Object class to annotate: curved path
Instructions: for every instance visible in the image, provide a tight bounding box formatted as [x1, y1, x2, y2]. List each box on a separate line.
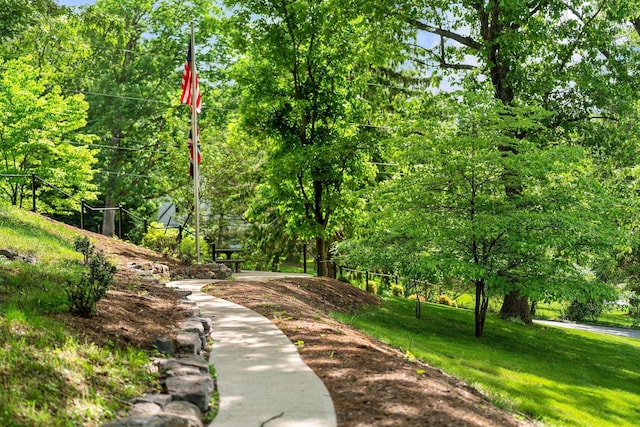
[167, 275, 336, 427]
[534, 319, 640, 339]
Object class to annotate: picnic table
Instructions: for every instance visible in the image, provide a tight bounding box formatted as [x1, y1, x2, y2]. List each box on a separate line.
[213, 247, 244, 272]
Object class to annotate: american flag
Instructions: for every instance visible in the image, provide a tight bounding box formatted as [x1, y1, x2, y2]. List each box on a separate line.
[188, 127, 201, 178]
[180, 43, 202, 114]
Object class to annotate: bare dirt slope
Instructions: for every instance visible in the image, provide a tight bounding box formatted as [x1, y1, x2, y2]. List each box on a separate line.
[64, 223, 530, 426]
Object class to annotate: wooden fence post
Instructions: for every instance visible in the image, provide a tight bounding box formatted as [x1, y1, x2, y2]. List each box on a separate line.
[80, 199, 85, 230]
[303, 243, 307, 274]
[118, 205, 123, 239]
[31, 173, 36, 212]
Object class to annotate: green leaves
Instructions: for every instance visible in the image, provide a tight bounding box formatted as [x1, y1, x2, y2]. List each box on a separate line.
[340, 92, 623, 309]
[224, 0, 389, 265]
[0, 57, 97, 212]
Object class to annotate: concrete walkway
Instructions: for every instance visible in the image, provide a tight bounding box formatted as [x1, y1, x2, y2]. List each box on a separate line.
[167, 277, 337, 427]
[534, 319, 640, 339]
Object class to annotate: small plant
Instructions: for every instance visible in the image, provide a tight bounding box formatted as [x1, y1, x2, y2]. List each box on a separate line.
[74, 236, 93, 263]
[65, 236, 116, 317]
[295, 340, 305, 351]
[390, 284, 404, 297]
[404, 349, 416, 362]
[562, 299, 604, 323]
[437, 294, 457, 307]
[365, 281, 378, 295]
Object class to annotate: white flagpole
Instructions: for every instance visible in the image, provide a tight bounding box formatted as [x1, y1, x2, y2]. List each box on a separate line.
[190, 21, 200, 263]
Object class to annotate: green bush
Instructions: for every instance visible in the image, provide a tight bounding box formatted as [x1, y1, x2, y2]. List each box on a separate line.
[141, 222, 179, 255]
[437, 294, 457, 307]
[65, 237, 116, 317]
[562, 299, 604, 323]
[141, 223, 208, 265]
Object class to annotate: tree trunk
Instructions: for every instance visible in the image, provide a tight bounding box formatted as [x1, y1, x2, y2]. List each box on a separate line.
[102, 199, 116, 237]
[499, 290, 533, 324]
[316, 236, 329, 277]
[530, 300, 538, 316]
[474, 279, 489, 338]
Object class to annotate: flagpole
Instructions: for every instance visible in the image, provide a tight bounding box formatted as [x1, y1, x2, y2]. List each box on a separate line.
[190, 21, 200, 263]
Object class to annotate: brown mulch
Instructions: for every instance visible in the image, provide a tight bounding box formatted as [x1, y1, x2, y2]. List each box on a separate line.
[55, 220, 531, 426]
[204, 278, 532, 427]
[49, 223, 186, 350]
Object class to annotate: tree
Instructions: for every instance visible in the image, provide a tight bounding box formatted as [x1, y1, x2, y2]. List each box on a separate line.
[371, 0, 640, 320]
[221, 0, 381, 275]
[339, 93, 622, 337]
[76, 0, 218, 236]
[0, 57, 97, 212]
[0, 0, 61, 45]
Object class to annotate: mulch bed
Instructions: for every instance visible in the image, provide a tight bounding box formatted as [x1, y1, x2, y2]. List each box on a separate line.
[204, 277, 532, 427]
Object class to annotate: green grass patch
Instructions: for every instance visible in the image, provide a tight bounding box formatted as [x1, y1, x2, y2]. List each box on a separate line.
[455, 293, 637, 329]
[0, 201, 158, 426]
[278, 261, 316, 274]
[334, 297, 640, 427]
[0, 310, 157, 426]
[0, 203, 80, 264]
[534, 301, 636, 329]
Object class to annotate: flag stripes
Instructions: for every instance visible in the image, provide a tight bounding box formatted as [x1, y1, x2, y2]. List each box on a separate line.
[180, 43, 202, 114]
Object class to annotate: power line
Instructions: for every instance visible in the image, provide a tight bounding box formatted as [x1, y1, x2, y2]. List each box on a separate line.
[66, 89, 236, 112]
[63, 139, 175, 154]
[100, 170, 153, 178]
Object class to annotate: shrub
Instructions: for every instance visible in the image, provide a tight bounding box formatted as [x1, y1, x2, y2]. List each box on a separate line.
[437, 294, 457, 307]
[177, 236, 210, 265]
[629, 291, 640, 315]
[65, 237, 116, 317]
[390, 284, 404, 297]
[141, 222, 179, 255]
[365, 281, 378, 295]
[562, 299, 604, 323]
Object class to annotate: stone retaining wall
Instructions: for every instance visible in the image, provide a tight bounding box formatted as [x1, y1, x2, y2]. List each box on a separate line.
[103, 289, 215, 427]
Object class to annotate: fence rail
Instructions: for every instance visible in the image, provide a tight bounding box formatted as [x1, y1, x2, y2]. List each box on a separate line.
[0, 172, 157, 239]
[320, 261, 433, 319]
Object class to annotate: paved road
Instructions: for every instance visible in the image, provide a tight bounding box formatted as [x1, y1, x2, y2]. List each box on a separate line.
[534, 319, 640, 339]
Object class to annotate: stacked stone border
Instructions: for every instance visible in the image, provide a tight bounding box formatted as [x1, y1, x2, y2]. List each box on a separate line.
[103, 288, 216, 427]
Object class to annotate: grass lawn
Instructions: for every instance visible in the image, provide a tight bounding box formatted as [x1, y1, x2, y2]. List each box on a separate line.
[455, 294, 637, 329]
[0, 203, 157, 426]
[335, 297, 640, 427]
[279, 261, 315, 274]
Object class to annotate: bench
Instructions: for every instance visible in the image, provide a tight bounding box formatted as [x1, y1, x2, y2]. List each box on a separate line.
[215, 258, 244, 273]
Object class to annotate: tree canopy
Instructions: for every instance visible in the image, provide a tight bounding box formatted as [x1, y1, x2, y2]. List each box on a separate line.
[3, 0, 640, 336]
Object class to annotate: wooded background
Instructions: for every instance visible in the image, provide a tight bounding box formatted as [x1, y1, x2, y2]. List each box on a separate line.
[3, 0, 640, 336]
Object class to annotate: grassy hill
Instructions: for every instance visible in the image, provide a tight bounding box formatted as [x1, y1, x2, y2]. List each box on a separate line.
[335, 299, 640, 426]
[0, 202, 182, 426]
[3, 201, 640, 426]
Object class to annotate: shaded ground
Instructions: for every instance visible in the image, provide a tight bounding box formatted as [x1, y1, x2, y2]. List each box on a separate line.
[63, 224, 530, 426]
[52, 223, 186, 350]
[204, 278, 531, 427]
